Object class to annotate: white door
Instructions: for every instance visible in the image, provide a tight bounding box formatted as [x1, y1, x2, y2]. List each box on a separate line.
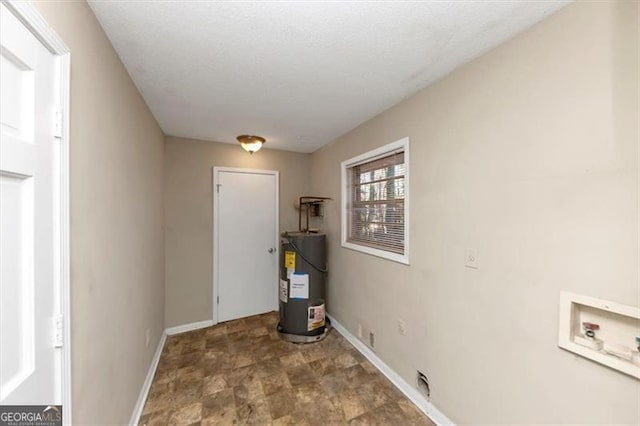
[0, 3, 61, 405]
[215, 168, 278, 322]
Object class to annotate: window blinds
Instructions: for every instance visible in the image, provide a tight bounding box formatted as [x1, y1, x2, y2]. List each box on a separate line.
[347, 151, 405, 254]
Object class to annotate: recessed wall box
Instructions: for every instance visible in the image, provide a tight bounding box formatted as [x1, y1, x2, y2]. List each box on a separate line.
[558, 291, 640, 379]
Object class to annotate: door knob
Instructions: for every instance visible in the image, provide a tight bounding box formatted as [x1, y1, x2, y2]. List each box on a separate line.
[268, 247, 276, 254]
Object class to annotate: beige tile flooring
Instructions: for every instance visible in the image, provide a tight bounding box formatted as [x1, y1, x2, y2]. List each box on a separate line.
[139, 311, 434, 425]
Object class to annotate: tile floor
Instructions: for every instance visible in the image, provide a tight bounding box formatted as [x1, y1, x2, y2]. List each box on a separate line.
[139, 311, 434, 425]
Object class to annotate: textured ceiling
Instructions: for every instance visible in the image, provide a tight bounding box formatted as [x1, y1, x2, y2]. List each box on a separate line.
[88, 1, 569, 153]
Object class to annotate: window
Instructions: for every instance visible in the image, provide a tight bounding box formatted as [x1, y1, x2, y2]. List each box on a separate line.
[341, 138, 409, 264]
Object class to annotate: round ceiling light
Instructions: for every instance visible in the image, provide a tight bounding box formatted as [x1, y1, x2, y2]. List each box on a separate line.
[237, 135, 265, 154]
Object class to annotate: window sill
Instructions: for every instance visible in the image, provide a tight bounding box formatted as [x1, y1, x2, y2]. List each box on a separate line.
[341, 241, 409, 265]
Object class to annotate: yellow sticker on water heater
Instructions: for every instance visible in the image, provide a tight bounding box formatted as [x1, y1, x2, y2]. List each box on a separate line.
[284, 251, 296, 269]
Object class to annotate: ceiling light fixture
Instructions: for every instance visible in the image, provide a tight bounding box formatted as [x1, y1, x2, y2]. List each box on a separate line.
[237, 135, 265, 154]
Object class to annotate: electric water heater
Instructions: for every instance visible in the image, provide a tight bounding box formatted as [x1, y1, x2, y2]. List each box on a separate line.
[277, 197, 331, 343]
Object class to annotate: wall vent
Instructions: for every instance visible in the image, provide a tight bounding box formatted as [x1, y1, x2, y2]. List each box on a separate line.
[417, 371, 430, 398]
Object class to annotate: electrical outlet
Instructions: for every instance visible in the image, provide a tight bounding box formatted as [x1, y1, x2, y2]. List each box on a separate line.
[145, 328, 151, 348]
[398, 318, 407, 336]
[369, 332, 375, 348]
[464, 248, 479, 269]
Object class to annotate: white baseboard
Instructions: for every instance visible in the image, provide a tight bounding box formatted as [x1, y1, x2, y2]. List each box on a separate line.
[165, 319, 215, 336]
[327, 314, 455, 426]
[129, 331, 167, 426]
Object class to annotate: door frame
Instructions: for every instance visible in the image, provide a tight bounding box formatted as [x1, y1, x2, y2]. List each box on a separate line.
[212, 167, 279, 324]
[2, 1, 71, 422]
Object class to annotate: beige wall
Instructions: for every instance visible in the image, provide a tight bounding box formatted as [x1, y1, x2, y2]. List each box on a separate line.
[311, 2, 639, 424]
[164, 137, 311, 327]
[33, 2, 165, 424]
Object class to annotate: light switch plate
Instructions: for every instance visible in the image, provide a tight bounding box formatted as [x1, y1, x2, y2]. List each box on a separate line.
[465, 248, 478, 269]
[398, 318, 407, 336]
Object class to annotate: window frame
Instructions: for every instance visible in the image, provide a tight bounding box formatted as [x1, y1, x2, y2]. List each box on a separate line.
[341, 137, 410, 265]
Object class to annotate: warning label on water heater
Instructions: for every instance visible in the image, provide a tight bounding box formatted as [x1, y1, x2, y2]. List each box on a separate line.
[308, 304, 325, 331]
[279, 279, 288, 303]
[284, 251, 296, 269]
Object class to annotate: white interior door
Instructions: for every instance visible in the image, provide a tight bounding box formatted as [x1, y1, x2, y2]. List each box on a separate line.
[215, 169, 278, 323]
[0, 3, 61, 405]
